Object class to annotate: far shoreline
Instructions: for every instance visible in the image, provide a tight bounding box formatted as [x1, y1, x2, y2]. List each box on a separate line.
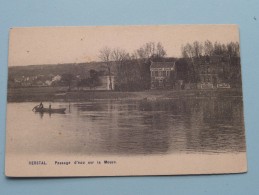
[7, 86, 243, 103]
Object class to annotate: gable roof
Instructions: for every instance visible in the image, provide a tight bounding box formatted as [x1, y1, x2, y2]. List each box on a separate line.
[150, 61, 176, 69]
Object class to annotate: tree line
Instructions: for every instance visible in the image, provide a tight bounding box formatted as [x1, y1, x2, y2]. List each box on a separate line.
[98, 42, 167, 91]
[180, 41, 241, 86]
[60, 69, 101, 91]
[181, 40, 240, 58]
[10, 41, 240, 91]
[56, 42, 166, 92]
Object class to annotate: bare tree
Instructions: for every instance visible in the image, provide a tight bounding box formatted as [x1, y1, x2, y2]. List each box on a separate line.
[181, 43, 198, 82]
[181, 43, 195, 58]
[156, 42, 166, 58]
[227, 42, 240, 57]
[204, 40, 214, 56]
[99, 42, 167, 91]
[111, 48, 129, 62]
[136, 42, 166, 60]
[99, 47, 113, 90]
[193, 41, 203, 57]
[136, 42, 153, 59]
[130, 51, 139, 60]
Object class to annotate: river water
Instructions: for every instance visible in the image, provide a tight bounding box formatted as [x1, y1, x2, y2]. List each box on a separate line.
[6, 97, 246, 156]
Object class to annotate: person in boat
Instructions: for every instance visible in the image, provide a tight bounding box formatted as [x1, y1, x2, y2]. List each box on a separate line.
[39, 102, 44, 109]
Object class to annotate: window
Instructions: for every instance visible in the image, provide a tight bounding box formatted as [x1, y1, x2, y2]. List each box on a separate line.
[207, 66, 210, 73]
[201, 66, 205, 74]
[163, 71, 166, 77]
[207, 76, 211, 82]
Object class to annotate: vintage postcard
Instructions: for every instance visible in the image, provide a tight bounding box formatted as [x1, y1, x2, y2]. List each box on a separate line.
[5, 25, 247, 177]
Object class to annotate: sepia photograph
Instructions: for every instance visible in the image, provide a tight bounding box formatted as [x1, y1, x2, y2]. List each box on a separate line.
[5, 25, 247, 177]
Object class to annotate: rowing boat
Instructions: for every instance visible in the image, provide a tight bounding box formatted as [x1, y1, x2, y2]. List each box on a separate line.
[33, 107, 66, 113]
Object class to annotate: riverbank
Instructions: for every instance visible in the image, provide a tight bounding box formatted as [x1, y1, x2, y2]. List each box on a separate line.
[7, 86, 243, 102]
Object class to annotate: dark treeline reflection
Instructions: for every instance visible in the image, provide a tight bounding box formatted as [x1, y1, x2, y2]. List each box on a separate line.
[70, 97, 245, 155]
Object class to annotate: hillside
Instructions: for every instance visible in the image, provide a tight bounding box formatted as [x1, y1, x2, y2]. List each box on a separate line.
[8, 61, 114, 79]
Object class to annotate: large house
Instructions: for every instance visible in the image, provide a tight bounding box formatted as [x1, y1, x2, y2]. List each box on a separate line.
[150, 61, 177, 89]
[150, 56, 239, 90]
[195, 56, 219, 89]
[191, 56, 233, 89]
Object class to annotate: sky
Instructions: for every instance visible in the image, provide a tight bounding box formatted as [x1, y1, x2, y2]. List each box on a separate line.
[8, 25, 240, 66]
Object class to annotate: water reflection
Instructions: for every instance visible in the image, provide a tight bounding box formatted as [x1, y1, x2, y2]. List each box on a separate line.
[35, 110, 65, 119]
[7, 97, 246, 155]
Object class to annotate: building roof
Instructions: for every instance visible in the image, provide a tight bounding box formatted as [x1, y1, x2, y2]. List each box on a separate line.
[150, 61, 176, 69]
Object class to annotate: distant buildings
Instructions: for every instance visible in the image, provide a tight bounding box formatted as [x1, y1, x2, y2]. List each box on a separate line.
[195, 56, 220, 89]
[150, 61, 176, 89]
[150, 56, 241, 90]
[194, 56, 238, 89]
[96, 75, 115, 90]
[8, 56, 241, 91]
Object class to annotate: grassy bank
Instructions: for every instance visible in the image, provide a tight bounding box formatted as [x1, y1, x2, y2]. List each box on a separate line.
[7, 86, 243, 102]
